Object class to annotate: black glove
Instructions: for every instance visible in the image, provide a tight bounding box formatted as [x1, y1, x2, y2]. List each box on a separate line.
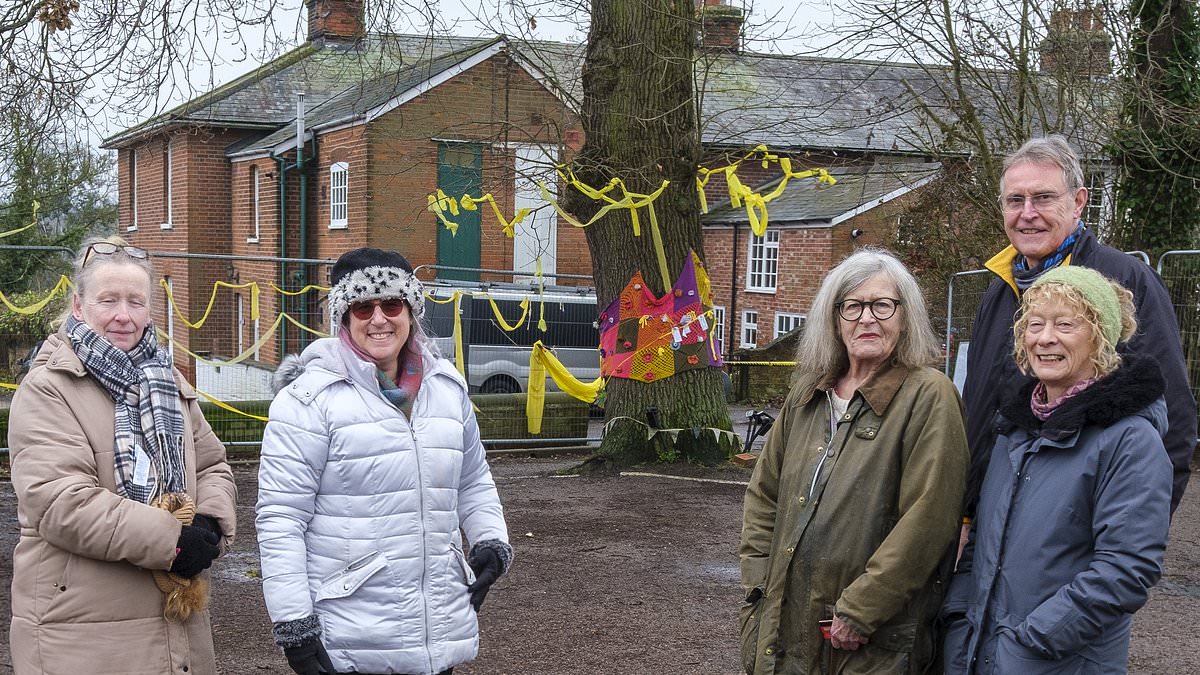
[170, 524, 220, 578]
[467, 546, 503, 611]
[284, 640, 335, 675]
[191, 513, 223, 539]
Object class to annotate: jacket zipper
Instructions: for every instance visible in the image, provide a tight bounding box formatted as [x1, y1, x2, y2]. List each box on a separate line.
[808, 390, 839, 499]
[409, 392, 435, 675]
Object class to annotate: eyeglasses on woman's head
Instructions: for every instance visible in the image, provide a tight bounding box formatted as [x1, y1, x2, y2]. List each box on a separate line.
[82, 242, 149, 268]
[836, 298, 901, 321]
[349, 298, 408, 320]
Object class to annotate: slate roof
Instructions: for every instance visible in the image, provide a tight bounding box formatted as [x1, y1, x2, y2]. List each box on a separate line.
[102, 33, 493, 147]
[702, 162, 942, 225]
[234, 39, 504, 155]
[106, 31, 1100, 159]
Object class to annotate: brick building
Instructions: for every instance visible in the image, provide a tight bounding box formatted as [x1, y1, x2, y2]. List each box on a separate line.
[103, 0, 1106, 374]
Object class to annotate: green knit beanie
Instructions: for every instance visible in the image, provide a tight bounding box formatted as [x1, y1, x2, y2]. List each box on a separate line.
[1029, 266, 1122, 346]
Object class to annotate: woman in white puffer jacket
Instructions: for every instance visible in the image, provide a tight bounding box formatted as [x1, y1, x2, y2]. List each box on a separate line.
[256, 248, 512, 675]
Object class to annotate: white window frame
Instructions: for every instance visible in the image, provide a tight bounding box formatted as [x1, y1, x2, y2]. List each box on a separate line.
[329, 161, 348, 229]
[249, 165, 261, 243]
[128, 149, 139, 231]
[741, 310, 759, 348]
[161, 139, 173, 229]
[711, 305, 726, 355]
[746, 229, 780, 292]
[775, 312, 805, 338]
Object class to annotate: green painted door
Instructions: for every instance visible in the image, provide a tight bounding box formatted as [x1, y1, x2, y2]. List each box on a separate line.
[436, 143, 482, 282]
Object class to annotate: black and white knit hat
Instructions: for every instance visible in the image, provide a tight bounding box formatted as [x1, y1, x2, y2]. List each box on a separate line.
[327, 247, 425, 328]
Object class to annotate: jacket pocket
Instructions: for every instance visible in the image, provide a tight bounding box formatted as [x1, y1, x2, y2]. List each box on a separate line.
[995, 629, 1083, 674]
[739, 587, 764, 674]
[450, 539, 476, 586]
[314, 550, 388, 602]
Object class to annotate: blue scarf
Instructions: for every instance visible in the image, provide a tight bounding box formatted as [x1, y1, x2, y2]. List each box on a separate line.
[1013, 221, 1085, 291]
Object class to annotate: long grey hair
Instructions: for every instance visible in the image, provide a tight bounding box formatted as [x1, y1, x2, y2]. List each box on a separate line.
[793, 247, 942, 381]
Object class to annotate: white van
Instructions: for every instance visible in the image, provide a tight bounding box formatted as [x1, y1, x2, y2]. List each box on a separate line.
[424, 284, 600, 393]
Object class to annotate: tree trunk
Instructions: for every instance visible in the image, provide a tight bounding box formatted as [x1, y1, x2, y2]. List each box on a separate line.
[566, 0, 733, 469]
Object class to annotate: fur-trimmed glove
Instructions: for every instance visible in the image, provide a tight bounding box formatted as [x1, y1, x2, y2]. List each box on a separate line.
[170, 525, 220, 578]
[467, 539, 513, 611]
[274, 616, 334, 675]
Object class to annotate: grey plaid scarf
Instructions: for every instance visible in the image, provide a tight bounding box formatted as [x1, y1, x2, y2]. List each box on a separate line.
[66, 315, 187, 503]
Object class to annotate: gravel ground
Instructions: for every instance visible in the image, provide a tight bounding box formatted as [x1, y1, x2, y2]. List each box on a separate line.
[0, 454, 1197, 674]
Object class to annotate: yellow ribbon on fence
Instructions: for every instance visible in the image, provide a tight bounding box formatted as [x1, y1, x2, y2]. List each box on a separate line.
[0, 275, 71, 314]
[161, 279, 260, 329]
[485, 295, 530, 331]
[526, 341, 604, 434]
[0, 200, 39, 239]
[157, 313, 327, 367]
[193, 388, 269, 422]
[270, 283, 330, 296]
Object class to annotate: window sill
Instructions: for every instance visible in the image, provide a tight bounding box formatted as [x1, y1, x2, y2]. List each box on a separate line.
[744, 287, 777, 295]
[328, 222, 348, 230]
[126, 224, 138, 232]
[246, 237, 260, 244]
[160, 222, 173, 230]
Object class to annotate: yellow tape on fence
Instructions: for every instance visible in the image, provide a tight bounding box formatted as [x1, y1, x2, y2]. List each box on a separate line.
[526, 341, 604, 434]
[193, 387, 269, 422]
[271, 283, 330, 296]
[0, 382, 18, 390]
[0, 275, 71, 314]
[0, 200, 39, 239]
[161, 279, 260, 329]
[156, 312, 328, 367]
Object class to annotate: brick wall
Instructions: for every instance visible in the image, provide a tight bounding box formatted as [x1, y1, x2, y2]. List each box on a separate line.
[703, 224, 837, 354]
[364, 53, 587, 284]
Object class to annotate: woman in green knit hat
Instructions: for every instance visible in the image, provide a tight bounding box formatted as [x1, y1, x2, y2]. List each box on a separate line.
[942, 266, 1173, 674]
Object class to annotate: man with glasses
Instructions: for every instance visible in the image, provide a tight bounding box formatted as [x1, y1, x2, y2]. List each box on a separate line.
[961, 135, 1196, 531]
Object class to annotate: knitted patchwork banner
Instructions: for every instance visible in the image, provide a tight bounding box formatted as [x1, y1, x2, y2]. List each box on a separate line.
[599, 251, 723, 382]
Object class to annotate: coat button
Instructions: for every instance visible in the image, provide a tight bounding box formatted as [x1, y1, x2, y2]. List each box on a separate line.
[344, 583, 350, 590]
[798, 497, 807, 506]
[765, 647, 775, 655]
[786, 546, 795, 554]
[842, 414, 852, 421]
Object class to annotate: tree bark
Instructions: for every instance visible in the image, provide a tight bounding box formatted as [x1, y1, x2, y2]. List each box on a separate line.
[566, 0, 733, 469]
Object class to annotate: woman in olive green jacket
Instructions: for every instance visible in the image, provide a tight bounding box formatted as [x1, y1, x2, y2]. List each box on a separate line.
[740, 248, 968, 674]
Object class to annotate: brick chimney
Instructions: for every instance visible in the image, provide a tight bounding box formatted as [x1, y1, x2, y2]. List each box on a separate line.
[1039, 8, 1113, 77]
[697, 0, 744, 54]
[306, 0, 365, 45]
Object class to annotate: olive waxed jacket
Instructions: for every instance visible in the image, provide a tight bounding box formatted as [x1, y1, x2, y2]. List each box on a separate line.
[740, 361, 968, 674]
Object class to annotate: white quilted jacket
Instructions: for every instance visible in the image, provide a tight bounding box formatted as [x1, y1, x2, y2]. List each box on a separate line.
[256, 338, 509, 674]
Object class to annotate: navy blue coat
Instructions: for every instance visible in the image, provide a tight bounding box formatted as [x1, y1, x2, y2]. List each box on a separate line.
[943, 356, 1172, 674]
[962, 228, 1195, 515]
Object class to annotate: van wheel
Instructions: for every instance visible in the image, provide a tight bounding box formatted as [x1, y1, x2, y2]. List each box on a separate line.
[480, 375, 521, 394]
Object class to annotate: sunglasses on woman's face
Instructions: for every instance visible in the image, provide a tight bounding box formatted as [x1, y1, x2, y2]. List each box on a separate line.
[82, 242, 149, 267]
[349, 298, 407, 320]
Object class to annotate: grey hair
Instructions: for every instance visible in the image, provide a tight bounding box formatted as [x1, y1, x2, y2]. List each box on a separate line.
[1001, 135, 1085, 193]
[60, 234, 155, 325]
[793, 247, 942, 380]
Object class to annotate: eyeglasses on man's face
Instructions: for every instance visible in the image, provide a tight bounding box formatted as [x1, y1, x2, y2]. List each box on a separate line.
[836, 298, 901, 322]
[999, 191, 1065, 213]
[349, 298, 408, 320]
[82, 242, 149, 267]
